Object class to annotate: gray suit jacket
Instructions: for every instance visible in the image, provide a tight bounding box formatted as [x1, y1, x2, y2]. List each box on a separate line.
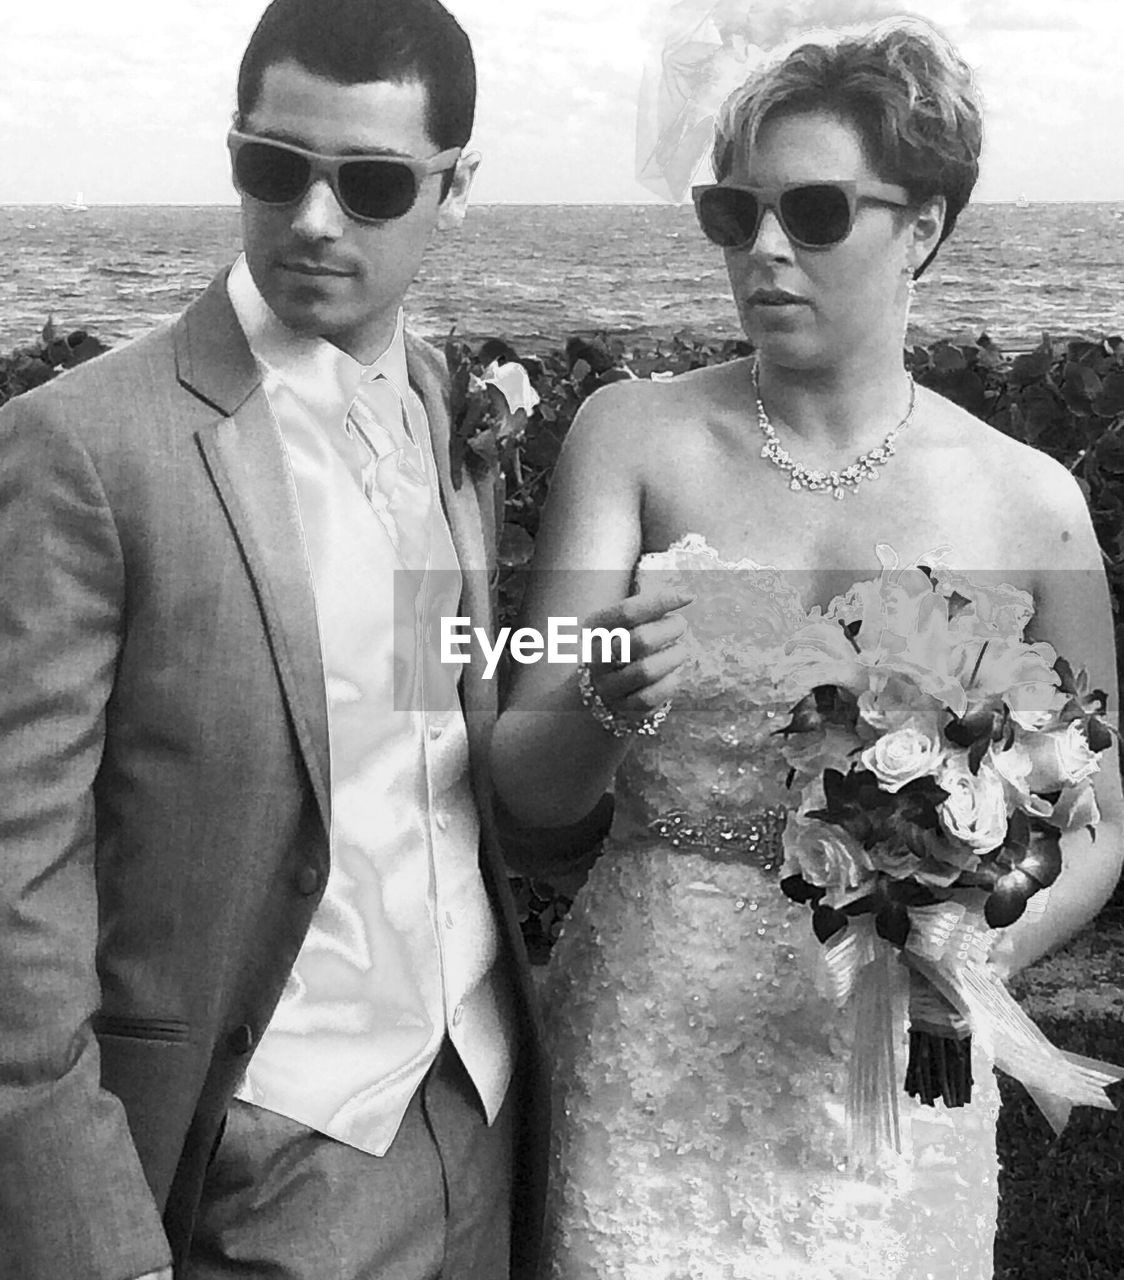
[0, 272, 551, 1279]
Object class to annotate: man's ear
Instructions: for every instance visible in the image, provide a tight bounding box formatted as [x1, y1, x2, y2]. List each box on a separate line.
[437, 149, 481, 230]
[909, 193, 946, 273]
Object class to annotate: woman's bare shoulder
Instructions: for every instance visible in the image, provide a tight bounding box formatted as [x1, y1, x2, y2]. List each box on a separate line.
[565, 357, 750, 458]
[922, 387, 1095, 556]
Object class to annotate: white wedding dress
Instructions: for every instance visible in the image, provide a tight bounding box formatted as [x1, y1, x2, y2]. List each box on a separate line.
[540, 535, 1008, 1280]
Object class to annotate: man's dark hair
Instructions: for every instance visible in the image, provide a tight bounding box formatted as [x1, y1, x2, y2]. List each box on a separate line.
[237, 0, 476, 151]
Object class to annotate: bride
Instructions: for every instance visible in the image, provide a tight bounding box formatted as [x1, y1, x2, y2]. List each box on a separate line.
[491, 18, 1123, 1280]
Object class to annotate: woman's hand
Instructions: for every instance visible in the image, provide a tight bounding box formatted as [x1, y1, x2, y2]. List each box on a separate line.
[581, 588, 695, 725]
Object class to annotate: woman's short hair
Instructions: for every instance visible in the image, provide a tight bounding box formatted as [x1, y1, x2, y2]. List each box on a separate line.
[713, 19, 983, 274]
[237, 0, 475, 154]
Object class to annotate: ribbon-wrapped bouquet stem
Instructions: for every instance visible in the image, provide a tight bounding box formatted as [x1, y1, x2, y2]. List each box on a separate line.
[774, 546, 1122, 1160]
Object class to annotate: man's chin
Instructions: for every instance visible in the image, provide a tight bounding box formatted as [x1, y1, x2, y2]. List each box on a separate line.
[267, 291, 351, 339]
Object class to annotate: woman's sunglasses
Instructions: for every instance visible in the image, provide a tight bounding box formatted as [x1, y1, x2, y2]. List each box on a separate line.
[692, 180, 911, 250]
[227, 130, 462, 223]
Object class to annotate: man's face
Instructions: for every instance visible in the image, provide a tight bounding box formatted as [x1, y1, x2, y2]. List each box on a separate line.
[237, 60, 475, 362]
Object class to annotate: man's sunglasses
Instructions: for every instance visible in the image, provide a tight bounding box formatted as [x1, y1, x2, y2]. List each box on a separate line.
[692, 180, 911, 250]
[227, 130, 462, 223]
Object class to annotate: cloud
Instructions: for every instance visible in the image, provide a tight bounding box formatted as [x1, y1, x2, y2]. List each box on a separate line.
[964, 0, 1087, 33]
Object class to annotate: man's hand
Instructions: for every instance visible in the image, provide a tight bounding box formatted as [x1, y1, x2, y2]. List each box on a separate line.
[135, 1270, 173, 1280]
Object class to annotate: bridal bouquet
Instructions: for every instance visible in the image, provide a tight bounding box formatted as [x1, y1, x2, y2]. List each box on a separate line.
[774, 546, 1120, 1156]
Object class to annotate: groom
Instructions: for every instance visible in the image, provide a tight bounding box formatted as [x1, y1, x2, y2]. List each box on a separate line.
[0, 1, 583, 1277]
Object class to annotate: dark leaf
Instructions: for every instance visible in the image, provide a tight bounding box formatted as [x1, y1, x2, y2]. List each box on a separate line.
[449, 431, 468, 491]
[1053, 655, 1080, 695]
[812, 904, 849, 943]
[1011, 348, 1052, 387]
[564, 335, 616, 375]
[780, 874, 824, 905]
[1016, 832, 1063, 889]
[953, 866, 1001, 890]
[985, 870, 1035, 928]
[897, 773, 951, 810]
[931, 342, 968, 373]
[1093, 369, 1124, 417]
[967, 736, 989, 775]
[841, 894, 877, 916]
[1064, 361, 1102, 405]
[1088, 716, 1116, 753]
[875, 901, 911, 947]
[1094, 432, 1124, 476]
[1004, 809, 1032, 856]
[66, 331, 109, 364]
[466, 428, 500, 468]
[944, 703, 1000, 748]
[497, 522, 534, 568]
[478, 337, 520, 366]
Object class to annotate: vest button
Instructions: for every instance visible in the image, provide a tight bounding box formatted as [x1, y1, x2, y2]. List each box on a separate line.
[295, 865, 321, 896]
[228, 1024, 255, 1055]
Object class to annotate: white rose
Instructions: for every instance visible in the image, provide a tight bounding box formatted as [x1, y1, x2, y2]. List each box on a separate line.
[782, 817, 874, 906]
[860, 718, 944, 792]
[937, 755, 1010, 853]
[1022, 721, 1101, 793]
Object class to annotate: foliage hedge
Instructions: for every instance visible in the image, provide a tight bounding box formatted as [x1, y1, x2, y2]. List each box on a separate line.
[5, 318, 1124, 1276]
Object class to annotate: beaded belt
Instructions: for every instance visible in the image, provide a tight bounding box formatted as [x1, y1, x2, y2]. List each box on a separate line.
[647, 807, 788, 872]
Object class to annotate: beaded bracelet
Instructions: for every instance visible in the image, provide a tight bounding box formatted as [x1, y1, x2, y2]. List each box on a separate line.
[577, 662, 671, 738]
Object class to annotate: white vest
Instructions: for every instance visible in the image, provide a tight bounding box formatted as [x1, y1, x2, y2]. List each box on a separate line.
[227, 257, 516, 1156]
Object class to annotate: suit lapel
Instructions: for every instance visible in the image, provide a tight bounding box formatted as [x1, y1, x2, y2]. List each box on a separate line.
[405, 335, 499, 818]
[177, 275, 331, 833]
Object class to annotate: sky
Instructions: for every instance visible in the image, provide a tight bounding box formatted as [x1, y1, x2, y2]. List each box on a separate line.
[3, 0, 1122, 205]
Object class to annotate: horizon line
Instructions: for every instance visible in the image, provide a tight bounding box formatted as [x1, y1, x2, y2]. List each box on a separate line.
[3, 198, 1123, 209]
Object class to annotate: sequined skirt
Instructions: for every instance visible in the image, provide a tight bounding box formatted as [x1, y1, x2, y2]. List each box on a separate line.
[538, 826, 1000, 1280]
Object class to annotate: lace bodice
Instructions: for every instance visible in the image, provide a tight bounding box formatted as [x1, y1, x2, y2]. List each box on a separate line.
[539, 535, 1021, 1280]
[612, 533, 809, 842]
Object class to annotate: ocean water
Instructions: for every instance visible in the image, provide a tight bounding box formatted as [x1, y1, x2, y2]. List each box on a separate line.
[1, 201, 1121, 355]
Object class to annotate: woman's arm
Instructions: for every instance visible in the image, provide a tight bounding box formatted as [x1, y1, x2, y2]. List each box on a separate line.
[490, 380, 692, 827]
[993, 465, 1123, 977]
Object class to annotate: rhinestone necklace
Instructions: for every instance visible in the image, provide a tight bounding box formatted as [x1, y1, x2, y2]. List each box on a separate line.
[752, 359, 917, 500]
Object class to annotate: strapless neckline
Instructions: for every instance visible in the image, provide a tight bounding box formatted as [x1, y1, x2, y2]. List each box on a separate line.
[638, 531, 773, 573]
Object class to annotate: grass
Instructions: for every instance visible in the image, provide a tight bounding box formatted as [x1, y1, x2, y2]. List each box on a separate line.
[995, 905, 1124, 1279]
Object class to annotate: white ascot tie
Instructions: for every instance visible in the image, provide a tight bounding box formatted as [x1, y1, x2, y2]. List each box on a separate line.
[345, 374, 432, 568]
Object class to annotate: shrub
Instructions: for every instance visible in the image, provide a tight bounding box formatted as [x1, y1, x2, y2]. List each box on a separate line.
[0, 318, 109, 405]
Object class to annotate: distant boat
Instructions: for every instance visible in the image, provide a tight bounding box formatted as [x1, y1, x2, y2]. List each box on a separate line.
[65, 191, 89, 213]
[1015, 193, 1030, 209]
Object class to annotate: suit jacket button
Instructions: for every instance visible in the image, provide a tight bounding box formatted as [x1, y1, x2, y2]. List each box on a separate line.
[295, 865, 321, 896]
[228, 1024, 255, 1055]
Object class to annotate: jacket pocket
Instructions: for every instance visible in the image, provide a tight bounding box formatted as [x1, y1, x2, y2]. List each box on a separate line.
[93, 1013, 193, 1043]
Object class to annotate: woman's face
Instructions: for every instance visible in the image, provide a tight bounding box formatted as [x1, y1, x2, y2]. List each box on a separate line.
[722, 108, 929, 371]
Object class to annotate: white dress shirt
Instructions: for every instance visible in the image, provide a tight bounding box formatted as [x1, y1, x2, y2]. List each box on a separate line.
[226, 255, 516, 1156]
